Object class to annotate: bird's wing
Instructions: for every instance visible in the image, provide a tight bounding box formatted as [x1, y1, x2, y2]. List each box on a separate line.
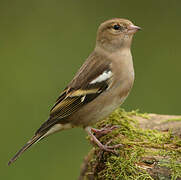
[36, 52, 113, 134]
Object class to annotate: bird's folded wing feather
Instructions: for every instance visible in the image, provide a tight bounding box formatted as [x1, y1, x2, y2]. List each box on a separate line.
[35, 52, 112, 134]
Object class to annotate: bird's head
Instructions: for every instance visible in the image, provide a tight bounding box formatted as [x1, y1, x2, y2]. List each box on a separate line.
[96, 18, 141, 52]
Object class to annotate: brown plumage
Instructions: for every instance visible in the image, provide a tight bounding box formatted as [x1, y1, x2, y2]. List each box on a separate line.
[8, 18, 141, 165]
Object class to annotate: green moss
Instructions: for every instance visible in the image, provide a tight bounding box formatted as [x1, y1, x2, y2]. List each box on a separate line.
[87, 108, 181, 180]
[157, 154, 181, 179]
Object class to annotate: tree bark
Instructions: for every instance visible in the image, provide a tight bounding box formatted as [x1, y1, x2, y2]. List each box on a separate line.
[79, 110, 181, 180]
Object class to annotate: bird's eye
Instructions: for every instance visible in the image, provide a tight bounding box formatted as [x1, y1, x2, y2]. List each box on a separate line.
[113, 24, 122, 30]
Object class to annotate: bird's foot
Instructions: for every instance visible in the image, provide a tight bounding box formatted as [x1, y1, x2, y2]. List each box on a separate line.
[98, 142, 122, 154]
[85, 126, 122, 154]
[91, 125, 119, 138]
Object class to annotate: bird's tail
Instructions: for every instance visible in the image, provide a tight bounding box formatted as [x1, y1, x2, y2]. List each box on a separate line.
[8, 133, 44, 166]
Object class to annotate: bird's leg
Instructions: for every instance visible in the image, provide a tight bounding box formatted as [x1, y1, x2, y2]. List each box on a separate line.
[85, 126, 122, 154]
[91, 125, 119, 138]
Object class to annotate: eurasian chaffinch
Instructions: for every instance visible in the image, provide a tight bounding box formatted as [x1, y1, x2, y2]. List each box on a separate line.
[8, 18, 140, 165]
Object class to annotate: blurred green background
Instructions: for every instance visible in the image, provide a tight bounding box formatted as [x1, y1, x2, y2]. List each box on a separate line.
[1, 0, 181, 179]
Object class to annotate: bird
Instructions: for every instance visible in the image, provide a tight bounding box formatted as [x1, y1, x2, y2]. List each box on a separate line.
[8, 18, 141, 166]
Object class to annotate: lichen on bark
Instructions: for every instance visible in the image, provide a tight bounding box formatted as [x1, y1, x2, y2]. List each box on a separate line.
[79, 109, 181, 180]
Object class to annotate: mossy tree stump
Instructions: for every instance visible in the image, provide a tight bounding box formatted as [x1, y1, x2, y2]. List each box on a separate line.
[79, 109, 181, 180]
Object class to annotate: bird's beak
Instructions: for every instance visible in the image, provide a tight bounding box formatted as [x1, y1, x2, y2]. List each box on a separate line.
[127, 25, 141, 34]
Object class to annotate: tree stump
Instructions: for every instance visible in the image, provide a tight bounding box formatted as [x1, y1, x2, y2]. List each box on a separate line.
[79, 109, 181, 180]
